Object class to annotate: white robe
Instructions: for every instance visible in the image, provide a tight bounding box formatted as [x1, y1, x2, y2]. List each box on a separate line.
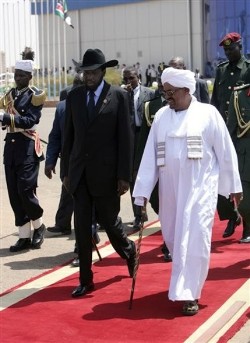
[133, 97, 242, 301]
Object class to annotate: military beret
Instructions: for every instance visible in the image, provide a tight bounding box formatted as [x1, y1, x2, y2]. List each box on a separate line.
[219, 32, 241, 47]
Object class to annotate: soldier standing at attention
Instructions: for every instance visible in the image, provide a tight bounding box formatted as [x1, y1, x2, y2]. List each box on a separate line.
[211, 32, 250, 241]
[227, 82, 250, 243]
[0, 59, 46, 252]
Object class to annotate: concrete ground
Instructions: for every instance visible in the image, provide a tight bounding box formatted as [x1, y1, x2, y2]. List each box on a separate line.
[0, 107, 249, 342]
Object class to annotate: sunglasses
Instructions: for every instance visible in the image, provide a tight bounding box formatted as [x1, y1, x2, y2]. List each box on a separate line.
[163, 88, 184, 96]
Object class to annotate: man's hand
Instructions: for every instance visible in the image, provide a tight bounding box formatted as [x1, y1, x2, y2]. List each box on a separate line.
[230, 192, 243, 208]
[117, 180, 130, 196]
[44, 165, 56, 179]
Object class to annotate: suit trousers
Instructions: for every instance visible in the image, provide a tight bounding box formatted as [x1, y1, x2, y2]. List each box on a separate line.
[55, 184, 74, 229]
[73, 172, 134, 285]
[217, 194, 238, 221]
[5, 162, 43, 226]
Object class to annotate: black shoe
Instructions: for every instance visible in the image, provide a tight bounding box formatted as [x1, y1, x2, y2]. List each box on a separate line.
[161, 243, 172, 262]
[239, 236, 250, 243]
[32, 224, 46, 249]
[71, 257, 79, 267]
[47, 226, 72, 235]
[163, 251, 172, 262]
[222, 217, 241, 238]
[126, 241, 136, 277]
[10, 238, 31, 252]
[72, 283, 94, 297]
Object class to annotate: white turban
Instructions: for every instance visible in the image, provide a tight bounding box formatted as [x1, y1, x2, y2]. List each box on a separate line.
[15, 60, 33, 73]
[161, 67, 196, 95]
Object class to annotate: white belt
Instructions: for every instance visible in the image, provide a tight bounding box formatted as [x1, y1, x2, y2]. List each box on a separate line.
[7, 125, 37, 133]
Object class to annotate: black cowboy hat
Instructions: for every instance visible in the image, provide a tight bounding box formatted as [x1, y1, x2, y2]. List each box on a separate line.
[72, 58, 82, 73]
[80, 49, 118, 70]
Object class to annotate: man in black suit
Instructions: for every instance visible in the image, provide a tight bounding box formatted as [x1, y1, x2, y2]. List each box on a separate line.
[122, 66, 155, 230]
[62, 49, 136, 297]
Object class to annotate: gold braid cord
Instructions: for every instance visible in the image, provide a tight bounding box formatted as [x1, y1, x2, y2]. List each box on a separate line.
[129, 206, 146, 310]
[234, 90, 250, 137]
[144, 101, 152, 127]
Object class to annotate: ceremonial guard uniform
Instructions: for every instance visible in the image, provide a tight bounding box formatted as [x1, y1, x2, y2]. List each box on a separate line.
[227, 83, 250, 243]
[210, 32, 250, 238]
[211, 57, 250, 122]
[0, 59, 46, 252]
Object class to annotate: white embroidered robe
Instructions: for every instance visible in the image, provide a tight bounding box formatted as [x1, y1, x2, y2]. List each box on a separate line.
[133, 98, 242, 301]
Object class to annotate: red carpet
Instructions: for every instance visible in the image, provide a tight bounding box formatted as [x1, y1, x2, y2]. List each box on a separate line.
[1, 214, 249, 343]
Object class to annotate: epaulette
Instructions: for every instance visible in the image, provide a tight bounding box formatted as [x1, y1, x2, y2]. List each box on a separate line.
[234, 83, 250, 91]
[29, 86, 46, 106]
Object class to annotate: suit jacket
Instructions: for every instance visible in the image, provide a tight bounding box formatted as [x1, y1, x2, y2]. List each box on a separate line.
[45, 100, 66, 179]
[62, 82, 133, 196]
[194, 78, 210, 104]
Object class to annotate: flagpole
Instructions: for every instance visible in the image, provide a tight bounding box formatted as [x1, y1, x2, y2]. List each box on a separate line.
[63, 23, 67, 87]
[1, 2, 6, 72]
[33, 0, 40, 88]
[57, 17, 62, 95]
[5, 2, 11, 69]
[46, 0, 51, 98]
[12, 1, 17, 66]
[77, 9, 81, 60]
[52, 0, 56, 99]
[41, 0, 45, 94]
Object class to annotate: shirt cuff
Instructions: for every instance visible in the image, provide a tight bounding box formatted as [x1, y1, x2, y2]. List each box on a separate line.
[134, 196, 145, 206]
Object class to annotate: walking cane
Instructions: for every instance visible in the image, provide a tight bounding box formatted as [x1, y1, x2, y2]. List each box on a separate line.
[92, 237, 102, 262]
[128, 206, 146, 310]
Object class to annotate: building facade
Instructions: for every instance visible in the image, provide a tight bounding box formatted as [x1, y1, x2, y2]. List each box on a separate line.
[0, 1, 249, 95]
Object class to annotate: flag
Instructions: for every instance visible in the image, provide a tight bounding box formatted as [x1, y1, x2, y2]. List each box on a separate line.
[55, 0, 74, 29]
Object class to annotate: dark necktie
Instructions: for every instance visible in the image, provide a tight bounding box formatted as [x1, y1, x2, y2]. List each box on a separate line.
[87, 90, 95, 121]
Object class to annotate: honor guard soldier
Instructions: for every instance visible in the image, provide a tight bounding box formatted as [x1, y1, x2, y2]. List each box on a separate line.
[0, 59, 46, 252]
[227, 82, 250, 243]
[211, 32, 250, 238]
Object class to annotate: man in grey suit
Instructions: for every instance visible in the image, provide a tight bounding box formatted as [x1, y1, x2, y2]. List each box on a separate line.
[62, 49, 136, 298]
[122, 66, 155, 230]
